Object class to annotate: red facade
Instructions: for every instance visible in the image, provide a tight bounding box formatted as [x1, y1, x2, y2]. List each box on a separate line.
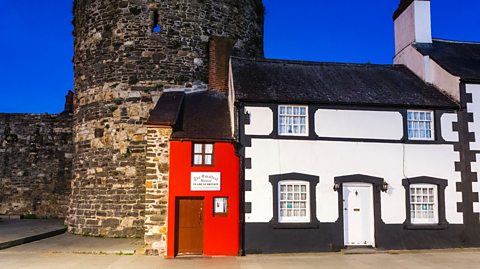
[167, 140, 240, 257]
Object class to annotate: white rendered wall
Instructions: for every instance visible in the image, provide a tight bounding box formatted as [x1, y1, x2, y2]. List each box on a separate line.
[466, 84, 480, 217]
[466, 84, 480, 150]
[441, 113, 459, 142]
[244, 107, 273, 136]
[245, 139, 462, 225]
[244, 107, 462, 225]
[315, 110, 403, 140]
[413, 1, 432, 44]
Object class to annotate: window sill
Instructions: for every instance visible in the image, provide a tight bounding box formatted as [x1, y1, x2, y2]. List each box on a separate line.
[403, 222, 448, 230]
[278, 134, 309, 137]
[270, 221, 319, 229]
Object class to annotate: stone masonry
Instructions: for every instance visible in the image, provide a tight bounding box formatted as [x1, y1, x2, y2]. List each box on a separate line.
[68, 0, 264, 238]
[0, 113, 73, 218]
[144, 127, 171, 255]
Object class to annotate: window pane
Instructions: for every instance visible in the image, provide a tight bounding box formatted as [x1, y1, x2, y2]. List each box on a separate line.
[194, 154, 203, 165]
[205, 144, 213, 154]
[194, 144, 203, 154]
[204, 155, 212, 165]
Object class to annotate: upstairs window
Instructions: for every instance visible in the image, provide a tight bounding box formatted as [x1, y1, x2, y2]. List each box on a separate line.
[407, 110, 434, 140]
[409, 184, 438, 224]
[193, 143, 214, 166]
[278, 105, 308, 136]
[278, 180, 310, 223]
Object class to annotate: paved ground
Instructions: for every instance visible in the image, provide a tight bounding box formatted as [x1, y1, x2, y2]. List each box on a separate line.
[1, 233, 144, 254]
[0, 219, 66, 249]
[2, 234, 480, 269]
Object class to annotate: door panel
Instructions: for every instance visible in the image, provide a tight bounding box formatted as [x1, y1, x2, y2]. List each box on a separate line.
[177, 198, 204, 255]
[343, 184, 374, 246]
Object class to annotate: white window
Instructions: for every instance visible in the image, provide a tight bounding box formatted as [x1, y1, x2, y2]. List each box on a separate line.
[193, 143, 214, 165]
[407, 110, 434, 140]
[278, 180, 310, 223]
[278, 105, 308, 136]
[410, 184, 438, 224]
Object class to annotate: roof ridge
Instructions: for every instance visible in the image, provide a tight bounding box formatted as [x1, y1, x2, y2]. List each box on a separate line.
[230, 56, 398, 68]
[432, 38, 480, 45]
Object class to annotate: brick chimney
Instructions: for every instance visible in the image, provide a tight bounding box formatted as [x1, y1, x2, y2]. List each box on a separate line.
[208, 36, 235, 93]
[393, 0, 432, 56]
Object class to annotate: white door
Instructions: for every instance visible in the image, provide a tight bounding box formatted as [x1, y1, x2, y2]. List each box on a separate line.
[343, 183, 375, 246]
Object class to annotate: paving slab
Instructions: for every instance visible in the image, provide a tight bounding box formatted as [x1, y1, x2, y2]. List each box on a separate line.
[2, 249, 480, 269]
[0, 233, 144, 255]
[0, 219, 67, 250]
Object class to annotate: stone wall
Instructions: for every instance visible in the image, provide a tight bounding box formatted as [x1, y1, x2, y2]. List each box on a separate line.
[69, 0, 264, 238]
[0, 113, 73, 218]
[144, 127, 171, 255]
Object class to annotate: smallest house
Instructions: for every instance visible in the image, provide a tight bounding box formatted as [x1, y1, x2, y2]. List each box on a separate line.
[146, 88, 240, 257]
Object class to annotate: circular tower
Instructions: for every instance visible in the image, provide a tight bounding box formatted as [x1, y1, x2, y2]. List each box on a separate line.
[68, 0, 264, 237]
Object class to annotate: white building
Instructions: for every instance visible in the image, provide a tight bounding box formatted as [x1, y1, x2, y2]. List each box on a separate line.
[230, 56, 463, 253]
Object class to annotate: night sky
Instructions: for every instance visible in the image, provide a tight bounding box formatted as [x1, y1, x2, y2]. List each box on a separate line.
[0, 0, 479, 113]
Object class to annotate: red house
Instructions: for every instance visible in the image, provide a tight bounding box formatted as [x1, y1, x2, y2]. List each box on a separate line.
[147, 89, 240, 257]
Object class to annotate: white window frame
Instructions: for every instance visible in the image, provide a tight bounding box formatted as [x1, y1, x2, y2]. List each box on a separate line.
[278, 105, 309, 136]
[410, 183, 439, 225]
[278, 180, 310, 223]
[407, 110, 434, 141]
[193, 143, 214, 166]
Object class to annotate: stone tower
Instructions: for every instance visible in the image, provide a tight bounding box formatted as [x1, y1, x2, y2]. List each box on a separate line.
[68, 0, 264, 237]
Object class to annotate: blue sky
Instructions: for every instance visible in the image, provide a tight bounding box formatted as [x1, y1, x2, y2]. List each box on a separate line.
[0, 0, 479, 113]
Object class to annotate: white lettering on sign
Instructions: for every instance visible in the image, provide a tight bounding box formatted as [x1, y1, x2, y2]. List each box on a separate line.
[190, 172, 221, 191]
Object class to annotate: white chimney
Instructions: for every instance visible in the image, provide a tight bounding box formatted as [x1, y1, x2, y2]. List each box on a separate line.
[394, 0, 432, 55]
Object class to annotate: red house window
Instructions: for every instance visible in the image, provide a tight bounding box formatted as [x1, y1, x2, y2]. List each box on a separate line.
[193, 143, 214, 166]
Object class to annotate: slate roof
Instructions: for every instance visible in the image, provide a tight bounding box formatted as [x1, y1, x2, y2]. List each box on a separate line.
[231, 57, 458, 109]
[415, 39, 480, 82]
[147, 90, 233, 141]
[147, 91, 185, 126]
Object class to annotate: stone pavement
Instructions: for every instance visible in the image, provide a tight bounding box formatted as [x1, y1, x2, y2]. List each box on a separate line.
[0, 219, 66, 250]
[2, 237, 480, 269]
[1, 233, 144, 255]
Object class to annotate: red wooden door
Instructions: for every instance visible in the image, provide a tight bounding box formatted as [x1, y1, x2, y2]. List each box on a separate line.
[177, 198, 204, 255]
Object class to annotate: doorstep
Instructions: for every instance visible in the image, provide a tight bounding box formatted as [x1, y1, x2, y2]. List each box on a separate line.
[342, 246, 382, 255]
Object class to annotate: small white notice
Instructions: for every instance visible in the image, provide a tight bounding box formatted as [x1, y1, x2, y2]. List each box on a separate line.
[191, 172, 221, 191]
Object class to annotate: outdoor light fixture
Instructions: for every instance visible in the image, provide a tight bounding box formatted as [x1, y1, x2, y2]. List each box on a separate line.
[382, 181, 389, 192]
[245, 111, 251, 124]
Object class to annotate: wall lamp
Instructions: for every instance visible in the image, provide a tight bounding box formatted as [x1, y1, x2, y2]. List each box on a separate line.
[381, 181, 389, 192]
